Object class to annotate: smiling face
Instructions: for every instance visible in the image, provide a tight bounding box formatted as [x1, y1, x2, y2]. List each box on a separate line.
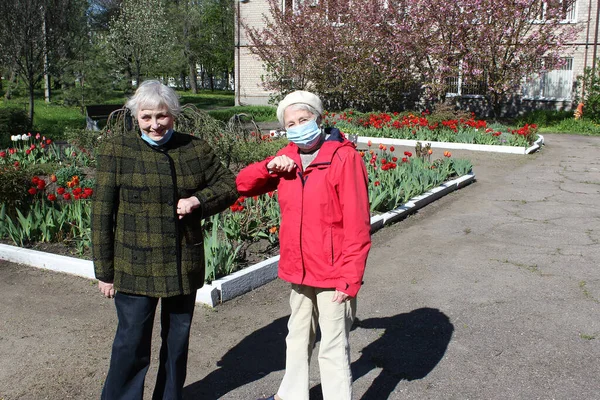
[137, 106, 174, 141]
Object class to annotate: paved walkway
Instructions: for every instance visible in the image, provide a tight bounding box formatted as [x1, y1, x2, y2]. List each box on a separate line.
[1, 134, 599, 399]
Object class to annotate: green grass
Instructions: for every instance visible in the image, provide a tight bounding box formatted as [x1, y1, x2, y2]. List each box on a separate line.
[207, 105, 276, 123]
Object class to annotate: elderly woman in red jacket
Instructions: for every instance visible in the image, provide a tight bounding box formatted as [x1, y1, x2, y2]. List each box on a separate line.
[236, 91, 371, 400]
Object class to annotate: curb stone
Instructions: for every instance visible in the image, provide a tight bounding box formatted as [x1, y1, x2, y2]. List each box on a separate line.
[0, 173, 475, 307]
[353, 135, 544, 155]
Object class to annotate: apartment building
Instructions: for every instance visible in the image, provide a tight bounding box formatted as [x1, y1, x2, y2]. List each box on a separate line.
[235, 0, 600, 113]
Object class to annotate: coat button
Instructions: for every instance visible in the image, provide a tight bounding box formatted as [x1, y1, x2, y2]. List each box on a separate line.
[171, 250, 177, 256]
[168, 200, 173, 206]
[169, 217, 175, 222]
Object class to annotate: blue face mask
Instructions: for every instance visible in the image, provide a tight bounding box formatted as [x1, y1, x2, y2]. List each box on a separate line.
[286, 119, 323, 151]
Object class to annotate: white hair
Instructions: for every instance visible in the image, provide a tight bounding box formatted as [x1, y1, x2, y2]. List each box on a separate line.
[280, 103, 322, 126]
[125, 80, 181, 118]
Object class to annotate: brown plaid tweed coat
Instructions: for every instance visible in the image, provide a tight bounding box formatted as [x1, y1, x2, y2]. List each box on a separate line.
[91, 130, 238, 297]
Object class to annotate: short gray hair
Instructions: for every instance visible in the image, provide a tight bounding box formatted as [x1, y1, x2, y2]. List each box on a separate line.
[126, 80, 181, 118]
[279, 103, 321, 126]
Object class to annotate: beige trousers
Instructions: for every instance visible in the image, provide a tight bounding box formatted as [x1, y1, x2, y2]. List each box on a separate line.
[277, 284, 356, 400]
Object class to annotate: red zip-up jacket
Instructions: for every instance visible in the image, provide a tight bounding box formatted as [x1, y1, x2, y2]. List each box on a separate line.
[236, 129, 371, 297]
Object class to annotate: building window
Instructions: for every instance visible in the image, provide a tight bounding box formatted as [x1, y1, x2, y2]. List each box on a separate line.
[446, 61, 488, 97]
[533, 0, 577, 22]
[522, 58, 573, 100]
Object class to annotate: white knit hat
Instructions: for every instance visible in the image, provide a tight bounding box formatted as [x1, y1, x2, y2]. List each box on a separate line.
[276, 90, 323, 125]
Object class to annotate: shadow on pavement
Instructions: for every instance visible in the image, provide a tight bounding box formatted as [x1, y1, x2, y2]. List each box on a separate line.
[184, 308, 453, 399]
[183, 316, 288, 399]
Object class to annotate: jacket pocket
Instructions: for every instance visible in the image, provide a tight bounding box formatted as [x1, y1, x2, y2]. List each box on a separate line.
[323, 227, 334, 266]
[121, 186, 150, 214]
[121, 242, 153, 277]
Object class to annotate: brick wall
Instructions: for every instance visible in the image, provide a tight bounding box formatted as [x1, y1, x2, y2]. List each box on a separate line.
[235, 0, 276, 106]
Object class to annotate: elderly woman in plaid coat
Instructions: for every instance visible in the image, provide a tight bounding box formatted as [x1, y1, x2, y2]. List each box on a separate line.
[92, 80, 237, 400]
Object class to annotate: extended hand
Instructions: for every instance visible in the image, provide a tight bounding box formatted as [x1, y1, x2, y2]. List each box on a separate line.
[177, 196, 201, 219]
[267, 155, 296, 173]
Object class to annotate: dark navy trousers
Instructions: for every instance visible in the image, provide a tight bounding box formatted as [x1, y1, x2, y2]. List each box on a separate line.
[101, 291, 196, 400]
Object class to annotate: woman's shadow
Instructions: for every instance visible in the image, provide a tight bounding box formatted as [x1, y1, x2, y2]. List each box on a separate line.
[183, 307, 453, 399]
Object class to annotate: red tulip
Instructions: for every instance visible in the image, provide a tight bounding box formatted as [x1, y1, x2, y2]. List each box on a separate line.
[47, 194, 57, 201]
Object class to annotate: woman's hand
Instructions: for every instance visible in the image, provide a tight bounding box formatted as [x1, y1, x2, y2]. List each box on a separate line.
[332, 290, 350, 304]
[267, 155, 296, 173]
[98, 280, 115, 298]
[177, 196, 201, 219]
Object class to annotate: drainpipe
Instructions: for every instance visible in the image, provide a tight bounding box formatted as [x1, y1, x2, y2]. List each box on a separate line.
[582, 0, 593, 98]
[236, 0, 241, 106]
[592, 0, 600, 85]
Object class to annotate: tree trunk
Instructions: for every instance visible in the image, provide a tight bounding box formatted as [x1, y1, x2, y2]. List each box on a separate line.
[180, 71, 187, 91]
[28, 77, 35, 126]
[210, 73, 214, 92]
[43, 11, 51, 103]
[4, 70, 16, 100]
[189, 62, 198, 94]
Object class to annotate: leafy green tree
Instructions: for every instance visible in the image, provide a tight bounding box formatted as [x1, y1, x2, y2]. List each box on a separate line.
[105, 0, 175, 89]
[0, 0, 88, 121]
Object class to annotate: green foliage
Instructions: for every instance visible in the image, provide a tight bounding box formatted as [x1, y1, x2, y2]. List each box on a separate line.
[0, 108, 30, 148]
[54, 166, 83, 187]
[515, 109, 573, 126]
[203, 214, 241, 282]
[63, 127, 102, 152]
[208, 106, 277, 123]
[230, 138, 287, 167]
[546, 118, 600, 135]
[579, 62, 600, 123]
[367, 147, 472, 213]
[0, 198, 91, 252]
[0, 167, 30, 210]
[105, 0, 175, 85]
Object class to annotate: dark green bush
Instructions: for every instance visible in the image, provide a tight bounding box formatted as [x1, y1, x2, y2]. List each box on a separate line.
[54, 165, 84, 187]
[230, 138, 287, 169]
[514, 109, 573, 127]
[0, 109, 31, 148]
[63, 127, 102, 152]
[0, 167, 31, 210]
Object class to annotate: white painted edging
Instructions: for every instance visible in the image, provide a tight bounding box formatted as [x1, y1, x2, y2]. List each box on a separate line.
[0, 243, 95, 278]
[0, 173, 475, 307]
[356, 135, 544, 155]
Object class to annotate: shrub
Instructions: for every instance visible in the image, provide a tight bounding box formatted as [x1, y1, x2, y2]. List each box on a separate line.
[54, 165, 84, 188]
[63, 127, 102, 152]
[0, 167, 31, 211]
[514, 109, 573, 127]
[0, 109, 30, 148]
[427, 102, 472, 125]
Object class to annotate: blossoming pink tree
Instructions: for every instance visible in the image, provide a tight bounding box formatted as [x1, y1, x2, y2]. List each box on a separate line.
[244, 0, 580, 115]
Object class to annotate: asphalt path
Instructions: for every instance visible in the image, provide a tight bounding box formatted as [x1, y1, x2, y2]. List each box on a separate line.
[0, 133, 599, 399]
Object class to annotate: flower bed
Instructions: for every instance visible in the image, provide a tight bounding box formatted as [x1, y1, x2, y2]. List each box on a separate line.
[325, 110, 540, 148]
[0, 129, 473, 293]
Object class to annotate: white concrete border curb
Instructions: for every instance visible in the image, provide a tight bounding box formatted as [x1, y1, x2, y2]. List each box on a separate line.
[0, 173, 475, 307]
[355, 135, 544, 155]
